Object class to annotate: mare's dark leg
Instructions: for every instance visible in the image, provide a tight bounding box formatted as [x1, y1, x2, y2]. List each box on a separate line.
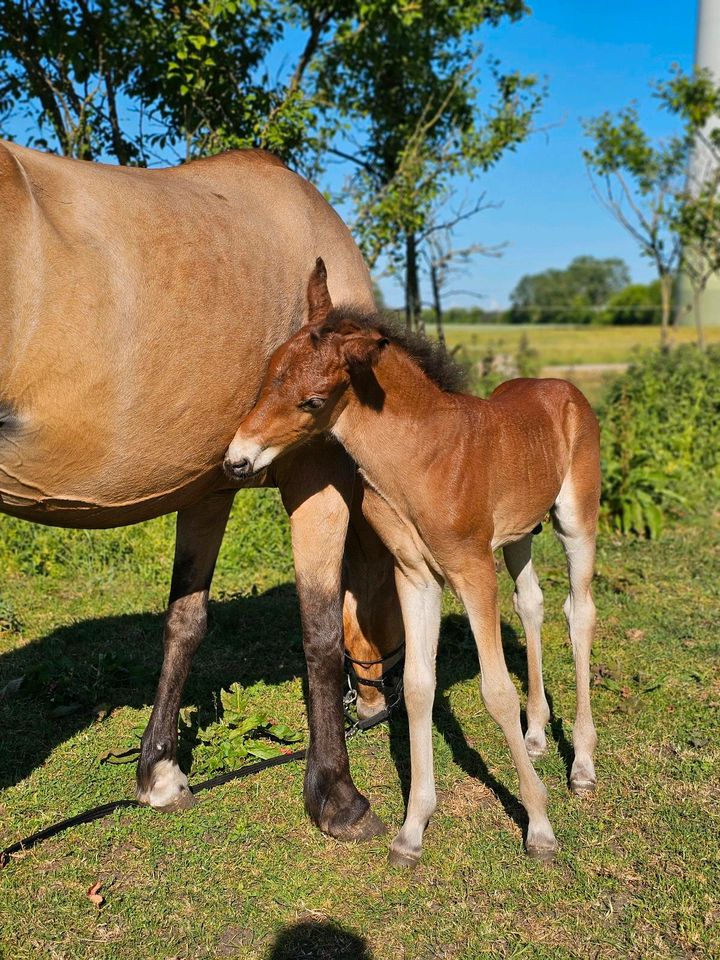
[275, 440, 386, 840]
[137, 490, 234, 811]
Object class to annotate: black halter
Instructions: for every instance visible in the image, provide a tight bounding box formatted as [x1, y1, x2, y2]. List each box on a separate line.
[344, 642, 405, 692]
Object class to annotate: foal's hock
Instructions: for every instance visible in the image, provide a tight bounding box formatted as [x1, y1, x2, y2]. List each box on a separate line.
[225, 259, 601, 866]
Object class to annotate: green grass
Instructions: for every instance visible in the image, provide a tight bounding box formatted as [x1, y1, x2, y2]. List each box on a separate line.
[0, 491, 718, 959]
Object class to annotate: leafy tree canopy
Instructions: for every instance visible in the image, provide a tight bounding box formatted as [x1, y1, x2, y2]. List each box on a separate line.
[509, 255, 631, 324]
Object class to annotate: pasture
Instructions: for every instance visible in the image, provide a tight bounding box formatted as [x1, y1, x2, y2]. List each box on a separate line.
[440, 324, 720, 404]
[0, 487, 718, 959]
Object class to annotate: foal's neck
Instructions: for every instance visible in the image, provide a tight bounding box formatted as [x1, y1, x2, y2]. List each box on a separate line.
[332, 344, 459, 505]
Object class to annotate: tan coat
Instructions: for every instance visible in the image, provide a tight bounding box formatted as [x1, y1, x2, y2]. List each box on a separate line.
[0, 142, 373, 526]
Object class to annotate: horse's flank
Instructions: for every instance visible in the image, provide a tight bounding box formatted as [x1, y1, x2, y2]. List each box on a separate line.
[0, 142, 373, 526]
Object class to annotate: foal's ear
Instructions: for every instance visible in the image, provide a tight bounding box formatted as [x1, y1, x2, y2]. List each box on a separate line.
[306, 257, 333, 325]
[341, 329, 390, 369]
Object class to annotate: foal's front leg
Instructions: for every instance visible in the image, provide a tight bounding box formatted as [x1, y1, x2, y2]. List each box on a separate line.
[389, 567, 443, 867]
[459, 554, 557, 861]
[137, 491, 234, 810]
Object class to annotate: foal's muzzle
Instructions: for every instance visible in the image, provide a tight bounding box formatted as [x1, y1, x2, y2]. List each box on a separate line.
[223, 456, 253, 480]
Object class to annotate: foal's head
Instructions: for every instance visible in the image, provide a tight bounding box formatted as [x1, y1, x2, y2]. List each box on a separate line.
[224, 258, 388, 480]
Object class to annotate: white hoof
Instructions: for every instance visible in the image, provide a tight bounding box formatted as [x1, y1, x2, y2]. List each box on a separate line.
[137, 759, 195, 812]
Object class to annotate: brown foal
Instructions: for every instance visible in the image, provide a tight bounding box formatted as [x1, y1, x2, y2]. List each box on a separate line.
[225, 259, 601, 866]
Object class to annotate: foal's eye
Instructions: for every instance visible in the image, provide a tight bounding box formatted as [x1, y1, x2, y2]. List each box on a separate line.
[300, 397, 326, 412]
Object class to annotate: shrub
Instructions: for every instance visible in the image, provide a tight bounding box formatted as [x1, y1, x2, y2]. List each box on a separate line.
[599, 345, 720, 537]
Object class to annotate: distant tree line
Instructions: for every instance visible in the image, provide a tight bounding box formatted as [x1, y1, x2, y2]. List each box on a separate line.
[402, 255, 662, 325]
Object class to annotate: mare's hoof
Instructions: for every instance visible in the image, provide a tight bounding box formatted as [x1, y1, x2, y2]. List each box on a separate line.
[137, 759, 194, 813]
[570, 777, 596, 798]
[388, 846, 420, 869]
[325, 807, 387, 842]
[152, 785, 196, 813]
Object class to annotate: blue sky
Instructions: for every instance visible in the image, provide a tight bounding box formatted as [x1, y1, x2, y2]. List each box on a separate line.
[369, 0, 697, 309]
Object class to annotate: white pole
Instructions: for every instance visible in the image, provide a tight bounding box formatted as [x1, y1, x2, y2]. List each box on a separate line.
[677, 0, 720, 326]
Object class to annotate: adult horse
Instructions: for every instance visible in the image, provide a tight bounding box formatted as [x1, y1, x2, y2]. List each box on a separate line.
[0, 140, 396, 839]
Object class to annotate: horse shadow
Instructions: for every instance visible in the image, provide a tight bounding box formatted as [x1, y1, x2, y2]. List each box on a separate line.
[0, 584, 308, 793]
[0, 582, 574, 837]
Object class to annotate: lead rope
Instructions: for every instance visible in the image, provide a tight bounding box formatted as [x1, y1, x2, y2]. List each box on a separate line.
[0, 651, 405, 867]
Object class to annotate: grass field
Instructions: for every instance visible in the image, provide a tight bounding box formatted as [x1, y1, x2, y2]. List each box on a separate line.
[0, 492, 718, 959]
[440, 323, 720, 367]
[437, 324, 720, 406]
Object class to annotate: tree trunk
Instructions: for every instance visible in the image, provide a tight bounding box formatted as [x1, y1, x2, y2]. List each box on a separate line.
[659, 272, 671, 349]
[430, 261, 445, 347]
[693, 285, 706, 352]
[405, 232, 422, 333]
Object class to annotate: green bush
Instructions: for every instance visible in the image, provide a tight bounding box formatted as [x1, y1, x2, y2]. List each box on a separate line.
[599, 345, 720, 537]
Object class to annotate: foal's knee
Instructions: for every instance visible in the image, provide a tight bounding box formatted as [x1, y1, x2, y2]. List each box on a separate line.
[563, 591, 596, 655]
[481, 672, 520, 726]
[513, 578, 544, 628]
[403, 664, 435, 713]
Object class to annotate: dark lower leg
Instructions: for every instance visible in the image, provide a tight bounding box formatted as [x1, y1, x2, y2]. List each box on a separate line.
[137, 491, 234, 810]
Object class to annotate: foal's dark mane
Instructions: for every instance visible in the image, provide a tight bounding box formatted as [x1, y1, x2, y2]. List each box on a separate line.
[322, 307, 468, 394]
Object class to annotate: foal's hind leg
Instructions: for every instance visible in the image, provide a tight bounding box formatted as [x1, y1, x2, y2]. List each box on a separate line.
[389, 567, 442, 868]
[503, 536, 550, 759]
[552, 476, 599, 796]
[137, 490, 234, 811]
[458, 554, 557, 860]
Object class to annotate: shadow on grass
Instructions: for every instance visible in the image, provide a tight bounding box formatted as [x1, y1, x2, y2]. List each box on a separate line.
[0, 582, 574, 830]
[265, 920, 373, 960]
[0, 584, 306, 792]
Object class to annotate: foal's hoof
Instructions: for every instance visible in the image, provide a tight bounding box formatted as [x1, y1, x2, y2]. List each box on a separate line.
[325, 807, 388, 842]
[526, 840, 557, 863]
[526, 823, 558, 862]
[388, 845, 420, 869]
[570, 776, 597, 798]
[524, 731, 547, 761]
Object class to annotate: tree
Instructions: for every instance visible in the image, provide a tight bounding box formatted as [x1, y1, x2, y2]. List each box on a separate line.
[583, 67, 720, 347]
[0, 1, 345, 168]
[316, 0, 542, 330]
[601, 281, 662, 325]
[667, 70, 720, 350]
[420, 195, 503, 344]
[508, 256, 630, 324]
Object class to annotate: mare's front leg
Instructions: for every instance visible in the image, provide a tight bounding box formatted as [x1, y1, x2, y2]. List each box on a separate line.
[388, 566, 443, 868]
[137, 490, 235, 811]
[275, 440, 386, 840]
[458, 552, 557, 861]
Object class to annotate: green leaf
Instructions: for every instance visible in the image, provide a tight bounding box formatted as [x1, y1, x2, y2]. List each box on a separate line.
[268, 723, 303, 743]
[244, 740, 282, 760]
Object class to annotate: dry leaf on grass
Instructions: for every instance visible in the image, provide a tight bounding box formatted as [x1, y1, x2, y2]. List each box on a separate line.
[87, 881, 105, 908]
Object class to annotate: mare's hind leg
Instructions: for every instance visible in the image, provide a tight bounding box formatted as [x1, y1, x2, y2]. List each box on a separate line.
[552, 475, 599, 796]
[458, 553, 557, 861]
[137, 490, 234, 811]
[343, 481, 405, 721]
[388, 567, 442, 868]
[503, 536, 550, 759]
